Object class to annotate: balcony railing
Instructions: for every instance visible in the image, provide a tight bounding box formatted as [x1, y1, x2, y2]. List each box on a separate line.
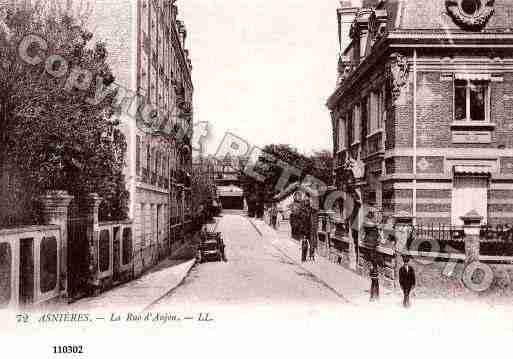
[150, 172, 157, 186]
[141, 167, 149, 183]
[363, 131, 384, 158]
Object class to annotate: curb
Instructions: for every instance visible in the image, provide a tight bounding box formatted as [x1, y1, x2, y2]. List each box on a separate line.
[246, 217, 263, 237]
[248, 218, 353, 304]
[141, 258, 197, 312]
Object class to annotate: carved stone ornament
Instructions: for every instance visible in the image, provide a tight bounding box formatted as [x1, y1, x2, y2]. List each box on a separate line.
[343, 157, 366, 180]
[388, 53, 409, 102]
[446, 0, 495, 30]
[337, 56, 353, 86]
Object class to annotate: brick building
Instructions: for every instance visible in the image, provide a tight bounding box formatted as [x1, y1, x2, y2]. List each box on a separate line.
[328, 0, 513, 227]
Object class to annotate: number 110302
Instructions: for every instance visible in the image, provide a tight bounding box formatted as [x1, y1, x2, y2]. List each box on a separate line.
[53, 346, 84, 354]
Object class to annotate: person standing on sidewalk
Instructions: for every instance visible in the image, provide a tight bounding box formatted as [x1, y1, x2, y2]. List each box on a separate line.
[296, 197, 311, 262]
[369, 261, 379, 301]
[399, 256, 416, 308]
[363, 210, 380, 248]
[307, 196, 318, 262]
[270, 203, 278, 229]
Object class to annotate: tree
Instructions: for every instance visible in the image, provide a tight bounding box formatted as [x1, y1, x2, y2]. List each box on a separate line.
[235, 144, 334, 215]
[307, 150, 333, 187]
[191, 158, 216, 221]
[0, 3, 128, 223]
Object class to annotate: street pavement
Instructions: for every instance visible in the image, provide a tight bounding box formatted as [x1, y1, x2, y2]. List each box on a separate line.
[154, 214, 513, 330]
[154, 214, 345, 311]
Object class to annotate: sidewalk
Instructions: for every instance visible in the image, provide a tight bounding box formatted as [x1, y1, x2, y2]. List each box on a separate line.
[249, 218, 371, 304]
[250, 218, 467, 309]
[69, 258, 196, 312]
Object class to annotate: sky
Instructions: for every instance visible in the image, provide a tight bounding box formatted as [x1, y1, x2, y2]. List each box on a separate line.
[180, 0, 340, 156]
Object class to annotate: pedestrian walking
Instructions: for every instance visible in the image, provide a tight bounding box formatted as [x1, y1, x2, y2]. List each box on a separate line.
[301, 237, 308, 262]
[270, 203, 278, 229]
[308, 236, 316, 261]
[399, 256, 416, 308]
[369, 261, 379, 301]
[301, 199, 314, 262]
[363, 210, 380, 248]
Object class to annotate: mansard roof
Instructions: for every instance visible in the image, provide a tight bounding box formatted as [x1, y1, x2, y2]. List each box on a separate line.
[350, 0, 513, 36]
[385, 0, 513, 32]
[328, 0, 513, 109]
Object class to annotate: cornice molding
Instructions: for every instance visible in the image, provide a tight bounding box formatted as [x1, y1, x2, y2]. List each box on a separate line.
[169, 17, 193, 90]
[327, 30, 513, 109]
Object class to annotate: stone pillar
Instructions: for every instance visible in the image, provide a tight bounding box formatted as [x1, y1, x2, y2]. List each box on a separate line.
[38, 190, 74, 299]
[84, 193, 103, 292]
[460, 211, 483, 264]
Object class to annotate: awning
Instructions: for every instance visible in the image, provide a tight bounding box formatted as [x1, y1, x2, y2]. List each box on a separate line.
[454, 73, 490, 81]
[453, 165, 492, 175]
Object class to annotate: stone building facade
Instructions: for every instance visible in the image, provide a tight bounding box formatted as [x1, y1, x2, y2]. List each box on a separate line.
[328, 0, 513, 227]
[1, 0, 194, 252]
[88, 0, 194, 253]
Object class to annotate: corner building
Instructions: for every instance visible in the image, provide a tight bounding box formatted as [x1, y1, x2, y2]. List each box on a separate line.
[328, 0, 513, 226]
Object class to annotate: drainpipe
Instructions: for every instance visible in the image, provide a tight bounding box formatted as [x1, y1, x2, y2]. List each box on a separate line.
[413, 49, 418, 226]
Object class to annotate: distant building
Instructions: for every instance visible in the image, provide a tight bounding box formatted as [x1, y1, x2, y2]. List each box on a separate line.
[214, 156, 246, 210]
[328, 0, 513, 226]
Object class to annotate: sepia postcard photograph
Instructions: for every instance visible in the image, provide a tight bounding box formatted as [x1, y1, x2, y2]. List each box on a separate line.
[1, 0, 513, 357]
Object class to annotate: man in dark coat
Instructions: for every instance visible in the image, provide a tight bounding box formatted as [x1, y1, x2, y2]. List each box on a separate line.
[399, 256, 416, 308]
[369, 261, 379, 301]
[270, 203, 278, 229]
[301, 200, 312, 262]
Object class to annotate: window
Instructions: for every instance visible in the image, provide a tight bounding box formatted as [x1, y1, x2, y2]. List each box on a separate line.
[338, 117, 345, 151]
[381, 84, 387, 127]
[361, 97, 368, 140]
[155, 151, 160, 176]
[461, 0, 481, 16]
[454, 79, 490, 122]
[368, 90, 382, 134]
[347, 111, 354, 146]
[352, 104, 360, 144]
[136, 136, 141, 175]
[145, 144, 150, 172]
[151, 148, 156, 173]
